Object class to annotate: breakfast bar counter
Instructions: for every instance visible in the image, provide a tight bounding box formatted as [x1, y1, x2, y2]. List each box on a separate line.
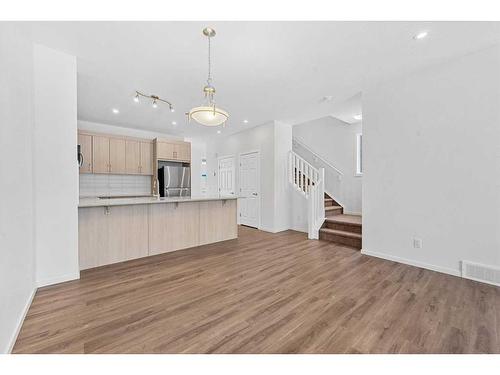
[78, 196, 238, 270]
[78, 195, 237, 208]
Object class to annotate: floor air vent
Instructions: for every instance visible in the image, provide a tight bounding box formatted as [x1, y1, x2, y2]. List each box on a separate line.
[461, 261, 500, 287]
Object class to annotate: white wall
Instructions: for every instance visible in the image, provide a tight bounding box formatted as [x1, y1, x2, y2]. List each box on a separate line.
[187, 138, 208, 196]
[362, 45, 500, 276]
[33, 45, 80, 287]
[273, 121, 293, 232]
[293, 116, 362, 215]
[0, 24, 36, 354]
[206, 121, 292, 233]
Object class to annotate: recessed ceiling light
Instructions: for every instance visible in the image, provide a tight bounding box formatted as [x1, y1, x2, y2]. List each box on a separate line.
[353, 114, 362, 120]
[112, 108, 119, 114]
[414, 31, 428, 40]
[243, 119, 249, 124]
[217, 130, 221, 134]
[172, 121, 177, 125]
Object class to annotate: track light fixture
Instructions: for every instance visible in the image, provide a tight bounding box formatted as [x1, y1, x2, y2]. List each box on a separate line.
[133, 91, 174, 112]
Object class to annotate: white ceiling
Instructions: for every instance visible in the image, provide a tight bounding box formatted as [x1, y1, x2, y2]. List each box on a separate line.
[26, 21, 500, 139]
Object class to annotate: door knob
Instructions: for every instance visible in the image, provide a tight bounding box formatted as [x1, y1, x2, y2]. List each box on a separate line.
[252, 192, 258, 196]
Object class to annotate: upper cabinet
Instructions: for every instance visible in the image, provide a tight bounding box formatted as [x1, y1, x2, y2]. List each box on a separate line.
[126, 140, 153, 175]
[109, 138, 126, 174]
[93, 136, 126, 174]
[140, 142, 153, 175]
[93, 135, 110, 174]
[79, 131, 165, 176]
[125, 140, 141, 174]
[78, 133, 93, 174]
[174, 143, 191, 162]
[155, 139, 191, 162]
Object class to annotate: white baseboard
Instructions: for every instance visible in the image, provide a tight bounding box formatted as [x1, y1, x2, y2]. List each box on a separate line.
[289, 225, 307, 233]
[361, 249, 461, 278]
[36, 271, 80, 288]
[258, 225, 281, 234]
[6, 287, 37, 354]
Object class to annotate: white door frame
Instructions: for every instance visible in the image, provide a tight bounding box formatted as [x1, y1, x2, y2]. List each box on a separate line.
[238, 150, 261, 229]
[217, 154, 236, 197]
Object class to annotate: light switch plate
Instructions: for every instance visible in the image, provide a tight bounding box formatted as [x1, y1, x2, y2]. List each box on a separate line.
[413, 237, 423, 249]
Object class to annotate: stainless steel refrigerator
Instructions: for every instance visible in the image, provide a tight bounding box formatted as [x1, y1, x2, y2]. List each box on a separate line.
[158, 162, 191, 197]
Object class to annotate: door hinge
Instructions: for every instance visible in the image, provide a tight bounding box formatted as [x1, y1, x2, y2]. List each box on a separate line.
[239, 212, 241, 217]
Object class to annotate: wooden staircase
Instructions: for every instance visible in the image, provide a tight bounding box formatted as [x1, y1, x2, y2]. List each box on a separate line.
[319, 193, 362, 249]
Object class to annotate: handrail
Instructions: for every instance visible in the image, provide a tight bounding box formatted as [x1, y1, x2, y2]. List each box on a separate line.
[292, 136, 343, 176]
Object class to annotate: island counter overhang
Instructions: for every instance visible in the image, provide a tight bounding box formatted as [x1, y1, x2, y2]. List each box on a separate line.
[78, 196, 238, 270]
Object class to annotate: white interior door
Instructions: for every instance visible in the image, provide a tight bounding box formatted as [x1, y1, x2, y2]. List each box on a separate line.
[218, 156, 235, 197]
[239, 151, 260, 228]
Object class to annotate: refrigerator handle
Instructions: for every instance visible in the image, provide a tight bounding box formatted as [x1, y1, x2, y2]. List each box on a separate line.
[180, 167, 186, 188]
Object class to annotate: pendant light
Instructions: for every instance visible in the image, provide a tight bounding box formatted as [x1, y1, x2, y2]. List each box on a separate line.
[187, 27, 229, 127]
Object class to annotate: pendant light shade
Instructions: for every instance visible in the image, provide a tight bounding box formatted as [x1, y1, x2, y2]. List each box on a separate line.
[189, 106, 229, 127]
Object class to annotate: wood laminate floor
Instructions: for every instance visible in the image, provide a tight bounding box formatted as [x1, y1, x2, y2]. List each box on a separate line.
[13, 226, 500, 353]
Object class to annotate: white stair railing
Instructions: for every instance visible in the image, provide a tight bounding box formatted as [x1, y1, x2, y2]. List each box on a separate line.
[292, 136, 344, 208]
[288, 151, 325, 240]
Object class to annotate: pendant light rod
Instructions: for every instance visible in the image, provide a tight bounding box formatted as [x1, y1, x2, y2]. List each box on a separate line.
[204, 27, 215, 85]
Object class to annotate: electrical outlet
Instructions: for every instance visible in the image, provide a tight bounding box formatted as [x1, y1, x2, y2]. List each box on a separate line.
[413, 237, 423, 249]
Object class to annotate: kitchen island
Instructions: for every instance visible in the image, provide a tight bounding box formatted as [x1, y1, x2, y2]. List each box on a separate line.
[78, 196, 238, 270]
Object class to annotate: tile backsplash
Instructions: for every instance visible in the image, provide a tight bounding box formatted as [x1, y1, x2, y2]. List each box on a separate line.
[79, 174, 152, 197]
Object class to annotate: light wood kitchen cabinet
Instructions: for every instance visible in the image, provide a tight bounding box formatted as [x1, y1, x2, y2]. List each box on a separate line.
[81, 132, 185, 176]
[149, 202, 200, 255]
[78, 133, 93, 174]
[109, 138, 126, 174]
[156, 141, 176, 161]
[140, 142, 153, 175]
[156, 139, 191, 162]
[199, 200, 238, 245]
[125, 140, 141, 174]
[174, 143, 191, 162]
[78, 205, 149, 270]
[93, 135, 110, 174]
